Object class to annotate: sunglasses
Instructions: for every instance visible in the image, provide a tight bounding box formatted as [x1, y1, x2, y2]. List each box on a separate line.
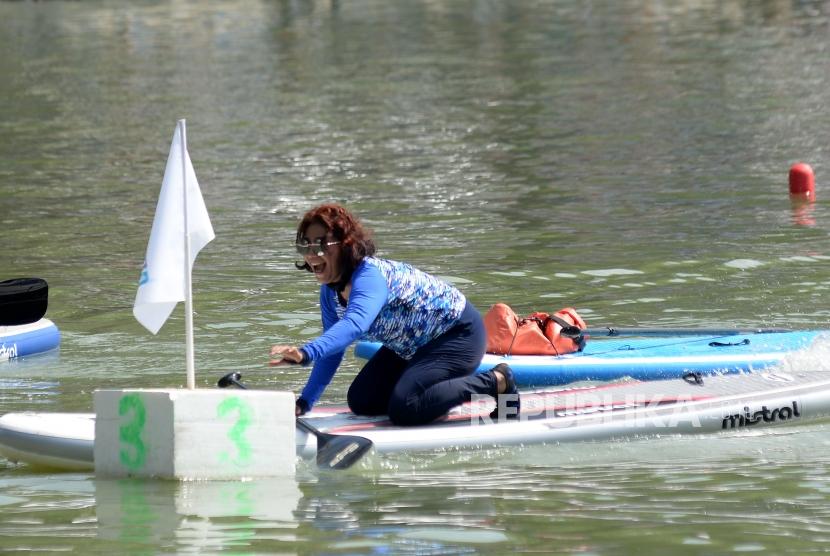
[295, 238, 340, 257]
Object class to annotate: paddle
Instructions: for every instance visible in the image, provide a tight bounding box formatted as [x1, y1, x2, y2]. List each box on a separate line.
[584, 327, 792, 337]
[216, 372, 374, 470]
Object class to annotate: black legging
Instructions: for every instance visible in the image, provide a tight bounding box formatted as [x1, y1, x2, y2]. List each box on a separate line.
[347, 301, 497, 426]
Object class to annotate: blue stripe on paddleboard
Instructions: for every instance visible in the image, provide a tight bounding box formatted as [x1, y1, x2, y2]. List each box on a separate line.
[0, 320, 61, 359]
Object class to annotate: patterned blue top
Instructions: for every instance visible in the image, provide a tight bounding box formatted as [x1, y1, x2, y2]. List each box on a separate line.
[299, 257, 466, 408]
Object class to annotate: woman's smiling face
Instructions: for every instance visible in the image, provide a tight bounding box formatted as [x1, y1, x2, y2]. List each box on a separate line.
[299, 222, 342, 285]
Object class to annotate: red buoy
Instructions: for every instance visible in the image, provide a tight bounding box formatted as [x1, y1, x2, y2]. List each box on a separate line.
[789, 162, 815, 198]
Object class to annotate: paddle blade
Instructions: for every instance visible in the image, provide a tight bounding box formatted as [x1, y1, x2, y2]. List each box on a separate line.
[315, 433, 374, 470]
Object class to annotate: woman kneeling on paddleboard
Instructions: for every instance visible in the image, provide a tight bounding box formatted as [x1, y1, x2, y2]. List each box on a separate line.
[269, 203, 519, 426]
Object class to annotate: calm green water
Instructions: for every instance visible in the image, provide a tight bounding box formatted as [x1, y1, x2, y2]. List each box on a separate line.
[3, 0, 830, 553]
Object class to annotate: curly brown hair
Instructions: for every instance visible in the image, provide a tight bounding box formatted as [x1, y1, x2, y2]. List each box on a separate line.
[295, 204, 376, 290]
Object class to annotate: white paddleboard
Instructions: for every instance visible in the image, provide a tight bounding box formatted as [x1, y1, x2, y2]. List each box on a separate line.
[0, 412, 94, 470]
[4, 370, 830, 471]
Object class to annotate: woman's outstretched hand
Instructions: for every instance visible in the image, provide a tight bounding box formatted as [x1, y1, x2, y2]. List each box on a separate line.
[269, 345, 304, 366]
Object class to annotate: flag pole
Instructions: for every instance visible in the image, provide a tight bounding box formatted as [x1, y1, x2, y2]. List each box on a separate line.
[179, 119, 196, 390]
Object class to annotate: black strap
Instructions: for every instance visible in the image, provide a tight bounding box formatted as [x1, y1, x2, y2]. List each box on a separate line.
[547, 314, 586, 352]
[682, 372, 704, 385]
[708, 338, 750, 347]
[505, 321, 520, 356]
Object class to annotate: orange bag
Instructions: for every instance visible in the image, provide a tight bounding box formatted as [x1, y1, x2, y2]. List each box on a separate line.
[483, 303, 587, 356]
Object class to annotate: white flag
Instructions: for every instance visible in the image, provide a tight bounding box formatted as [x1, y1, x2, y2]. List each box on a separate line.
[133, 122, 215, 334]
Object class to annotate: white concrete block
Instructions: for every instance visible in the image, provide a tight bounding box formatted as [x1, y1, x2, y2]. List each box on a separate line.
[94, 389, 295, 479]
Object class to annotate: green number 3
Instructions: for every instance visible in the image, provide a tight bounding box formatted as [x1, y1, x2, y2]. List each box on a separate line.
[217, 397, 253, 467]
[119, 394, 147, 470]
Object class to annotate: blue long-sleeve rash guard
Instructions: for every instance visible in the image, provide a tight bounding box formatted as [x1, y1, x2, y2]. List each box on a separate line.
[297, 261, 388, 407]
[297, 257, 465, 409]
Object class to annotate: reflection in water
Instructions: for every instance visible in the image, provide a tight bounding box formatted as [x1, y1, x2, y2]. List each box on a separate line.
[95, 477, 301, 551]
[791, 197, 816, 227]
[295, 468, 510, 553]
[0, 377, 60, 411]
[4, 443, 830, 553]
